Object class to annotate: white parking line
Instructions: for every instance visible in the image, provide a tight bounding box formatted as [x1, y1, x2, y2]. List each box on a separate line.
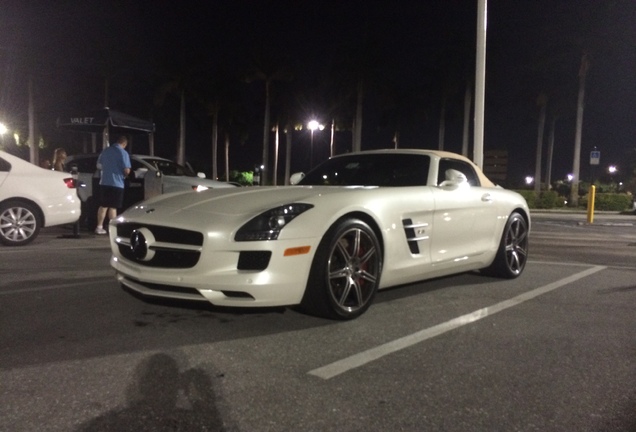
[308, 265, 606, 380]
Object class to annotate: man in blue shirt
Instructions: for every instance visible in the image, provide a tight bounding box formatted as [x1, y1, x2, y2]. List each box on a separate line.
[95, 136, 131, 235]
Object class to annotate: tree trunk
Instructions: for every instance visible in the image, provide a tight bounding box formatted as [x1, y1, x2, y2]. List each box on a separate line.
[438, 96, 446, 151]
[273, 123, 279, 186]
[261, 79, 271, 185]
[461, 83, 472, 157]
[570, 53, 589, 207]
[534, 94, 548, 194]
[177, 90, 186, 166]
[330, 119, 335, 157]
[28, 76, 37, 164]
[353, 79, 364, 153]
[224, 132, 230, 182]
[211, 108, 218, 180]
[284, 123, 292, 185]
[546, 116, 556, 189]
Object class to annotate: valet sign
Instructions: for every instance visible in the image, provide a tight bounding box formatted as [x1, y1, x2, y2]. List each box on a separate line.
[590, 149, 600, 165]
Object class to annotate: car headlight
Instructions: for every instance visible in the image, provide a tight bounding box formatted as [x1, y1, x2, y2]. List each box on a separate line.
[235, 203, 314, 241]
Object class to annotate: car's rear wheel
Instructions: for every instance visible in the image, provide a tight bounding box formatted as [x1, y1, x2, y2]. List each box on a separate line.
[482, 211, 528, 278]
[301, 218, 382, 320]
[0, 200, 41, 246]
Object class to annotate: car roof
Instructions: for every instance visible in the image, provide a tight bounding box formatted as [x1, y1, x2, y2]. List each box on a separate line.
[330, 149, 495, 187]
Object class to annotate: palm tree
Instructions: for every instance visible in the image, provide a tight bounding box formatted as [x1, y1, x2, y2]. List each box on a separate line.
[329, 35, 385, 153]
[534, 92, 548, 193]
[154, 56, 207, 166]
[244, 54, 294, 185]
[378, 79, 428, 150]
[544, 91, 572, 189]
[461, 83, 472, 157]
[569, 53, 590, 207]
[199, 70, 247, 181]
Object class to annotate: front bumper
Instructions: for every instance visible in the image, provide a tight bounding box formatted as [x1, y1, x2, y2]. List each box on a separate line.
[110, 236, 320, 308]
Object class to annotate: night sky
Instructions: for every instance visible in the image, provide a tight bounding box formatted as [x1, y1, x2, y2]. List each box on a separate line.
[1, 0, 635, 186]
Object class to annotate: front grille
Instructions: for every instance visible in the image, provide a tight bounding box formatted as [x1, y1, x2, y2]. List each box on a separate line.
[117, 223, 203, 246]
[116, 222, 204, 268]
[117, 244, 201, 268]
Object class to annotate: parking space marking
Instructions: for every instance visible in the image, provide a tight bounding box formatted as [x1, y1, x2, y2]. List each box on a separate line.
[308, 265, 606, 380]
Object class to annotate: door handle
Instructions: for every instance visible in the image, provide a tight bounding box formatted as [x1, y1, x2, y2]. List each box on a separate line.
[481, 193, 493, 202]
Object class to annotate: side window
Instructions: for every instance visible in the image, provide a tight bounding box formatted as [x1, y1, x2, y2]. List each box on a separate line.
[0, 157, 11, 172]
[131, 160, 146, 171]
[70, 156, 98, 173]
[437, 159, 480, 186]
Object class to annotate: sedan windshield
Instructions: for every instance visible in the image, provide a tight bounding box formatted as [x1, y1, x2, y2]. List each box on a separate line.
[298, 153, 430, 187]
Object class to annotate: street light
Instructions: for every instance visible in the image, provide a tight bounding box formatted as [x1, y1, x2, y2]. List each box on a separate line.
[307, 120, 324, 170]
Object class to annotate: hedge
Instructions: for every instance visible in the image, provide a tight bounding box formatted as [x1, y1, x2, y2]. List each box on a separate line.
[579, 193, 633, 211]
[514, 190, 565, 209]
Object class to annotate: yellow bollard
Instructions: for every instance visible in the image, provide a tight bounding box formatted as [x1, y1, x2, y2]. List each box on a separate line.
[587, 185, 596, 224]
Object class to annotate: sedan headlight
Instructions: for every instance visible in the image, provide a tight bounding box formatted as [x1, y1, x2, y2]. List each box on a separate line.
[235, 203, 314, 241]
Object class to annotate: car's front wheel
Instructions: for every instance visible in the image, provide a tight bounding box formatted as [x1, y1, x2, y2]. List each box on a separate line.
[482, 211, 528, 278]
[301, 218, 382, 320]
[0, 200, 41, 246]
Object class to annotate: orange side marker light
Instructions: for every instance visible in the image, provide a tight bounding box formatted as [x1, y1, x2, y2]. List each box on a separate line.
[284, 246, 311, 256]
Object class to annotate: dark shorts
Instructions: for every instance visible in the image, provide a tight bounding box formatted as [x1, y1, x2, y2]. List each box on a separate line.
[98, 185, 125, 208]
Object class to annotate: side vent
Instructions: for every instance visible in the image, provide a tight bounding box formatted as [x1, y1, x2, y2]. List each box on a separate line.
[402, 218, 430, 255]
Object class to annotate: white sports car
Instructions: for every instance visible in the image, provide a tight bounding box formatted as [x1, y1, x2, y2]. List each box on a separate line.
[109, 149, 530, 320]
[0, 150, 81, 246]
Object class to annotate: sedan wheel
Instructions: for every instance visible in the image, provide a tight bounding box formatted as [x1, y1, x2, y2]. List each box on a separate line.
[482, 211, 528, 278]
[301, 218, 382, 320]
[0, 200, 41, 246]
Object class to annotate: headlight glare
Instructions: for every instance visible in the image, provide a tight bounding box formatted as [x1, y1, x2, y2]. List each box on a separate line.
[235, 203, 314, 241]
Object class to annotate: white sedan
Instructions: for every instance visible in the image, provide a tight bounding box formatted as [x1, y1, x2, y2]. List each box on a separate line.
[109, 149, 530, 320]
[0, 150, 81, 246]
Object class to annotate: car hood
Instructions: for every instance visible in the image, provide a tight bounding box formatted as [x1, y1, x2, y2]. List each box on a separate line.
[124, 186, 377, 218]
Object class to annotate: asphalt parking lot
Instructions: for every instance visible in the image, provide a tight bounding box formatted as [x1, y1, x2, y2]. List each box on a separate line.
[1, 212, 635, 431]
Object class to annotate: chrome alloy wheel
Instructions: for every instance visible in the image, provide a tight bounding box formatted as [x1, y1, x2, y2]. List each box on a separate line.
[503, 214, 528, 276]
[0, 204, 38, 245]
[327, 226, 381, 315]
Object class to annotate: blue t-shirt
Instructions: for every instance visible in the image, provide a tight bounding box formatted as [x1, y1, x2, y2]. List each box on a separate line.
[97, 144, 131, 188]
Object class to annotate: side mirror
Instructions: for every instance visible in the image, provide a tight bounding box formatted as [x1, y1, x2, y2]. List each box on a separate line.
[197, 172, 206, 179]
[135, 168, 149, 178]
[290, 172, 305, 185]
[438, 169, 468, 188]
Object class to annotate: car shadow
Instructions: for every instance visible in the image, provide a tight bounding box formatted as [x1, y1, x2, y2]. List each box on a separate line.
[374, 270, 492, 304]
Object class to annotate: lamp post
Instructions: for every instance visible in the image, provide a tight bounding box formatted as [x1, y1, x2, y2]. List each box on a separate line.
[307, 120, 324, 170]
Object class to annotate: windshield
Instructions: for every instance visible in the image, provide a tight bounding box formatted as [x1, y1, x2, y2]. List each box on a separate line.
[139, 158, 196, 177]
[298, 153, 430, 187]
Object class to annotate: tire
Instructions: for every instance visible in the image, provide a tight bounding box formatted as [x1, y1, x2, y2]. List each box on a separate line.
[300, 218, 382, 320]
[482, 211, 528, 278]
[0, 200, 41, 246]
